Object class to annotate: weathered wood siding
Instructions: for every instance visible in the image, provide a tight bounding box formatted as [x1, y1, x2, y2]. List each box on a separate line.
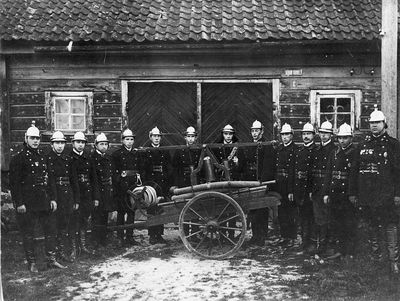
[3, 42, 381, 169]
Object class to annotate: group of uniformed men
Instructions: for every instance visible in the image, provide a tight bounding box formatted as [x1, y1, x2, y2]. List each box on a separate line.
[9, 105, 400, 277]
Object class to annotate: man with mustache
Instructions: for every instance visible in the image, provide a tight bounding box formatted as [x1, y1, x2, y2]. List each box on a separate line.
[349, 106, 400, 277]
[294, 122, 318, 253]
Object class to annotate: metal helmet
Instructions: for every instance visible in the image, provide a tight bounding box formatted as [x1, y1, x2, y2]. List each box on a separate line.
[185, 126, 197, 136]
[280, 123, 293, 134]
[369, 105, 386, 122]
[301, 122, 315, 133]
[25, 121, 40, 138]
[319, 120, 333, 133]
[222, 124, 235, 133]
[149, 126, 161, 138]
[72, 131, 87, 142]
[122, 129, 135, 139]
[95, 133, 109, 144]
[337, 123, 353, 137]
[251, 120, 263, 130]
[51, 131, 66, 142]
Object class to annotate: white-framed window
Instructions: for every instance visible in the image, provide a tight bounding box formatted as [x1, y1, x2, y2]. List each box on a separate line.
[45, 91, 93, 133]
[310, 90, 361, 132]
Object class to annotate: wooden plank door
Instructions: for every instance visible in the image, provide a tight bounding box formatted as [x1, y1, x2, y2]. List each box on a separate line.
[201, 83, 273, 142]
[127, 82, 197, 146]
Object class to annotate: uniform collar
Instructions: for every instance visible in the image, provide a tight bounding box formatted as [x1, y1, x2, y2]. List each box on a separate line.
[123, 145, 132, 152]
[303, 141, 314, 148]
[151, 143, 160, 148]
[321, 139, 332, 147]
[73, 149, 83, 156]
[283, 141, 293, 147]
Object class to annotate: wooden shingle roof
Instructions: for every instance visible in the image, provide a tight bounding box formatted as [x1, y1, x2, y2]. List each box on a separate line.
[0, 0, 381, 42]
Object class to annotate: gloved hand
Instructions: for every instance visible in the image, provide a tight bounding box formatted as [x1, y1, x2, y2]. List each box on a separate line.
[17, 204, 26, 214]
[94, 200, 99, 207]
[323, 195, 329, 205]
[288, 193, 294, 202]
[50, 200, 57, 212]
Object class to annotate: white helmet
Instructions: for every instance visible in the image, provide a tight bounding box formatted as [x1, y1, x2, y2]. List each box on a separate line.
[122, 129, 135, 139]
[25, 121, 40, 138]
[72, 131, 87, 142]
[51, 131, 66, 142]
[251, 120, 263, 130]
[280, 123, 293, 134]
[319, 120, 333, 133]
[149, 126, 161, 138]
[222, 124, 235, 133]
[185, 126, 197, 136]
[301, 122, 315, 133]
[95, 133, 109, 144]
[337, 123, 353, 137]
[369, 105, 386, 122]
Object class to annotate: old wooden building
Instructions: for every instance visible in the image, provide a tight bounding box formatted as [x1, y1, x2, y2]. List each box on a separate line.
[0, 0, 387, 171]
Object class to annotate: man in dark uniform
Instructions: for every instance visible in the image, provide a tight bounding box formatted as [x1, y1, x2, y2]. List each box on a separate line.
[243, 120, 270, 246]
[213, 124, 242, 181]
[294, 122, 318, 253]
[70, 131, 100, 255]
[10, 123, 65, 272]
[112, 128, 142, 246]
[143, 126, 172, 244]
[322, 123, 357, 259]
[47, 131, 79, 262]
[276, 123, 297, 247]
[349, 106, 400, 276]
[91, 133, 117, 249]
[311, 121, 336, 255]
[172, 126, 202, 187]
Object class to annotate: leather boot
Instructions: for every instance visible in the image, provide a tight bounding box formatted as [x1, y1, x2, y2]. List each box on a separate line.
[370, 228, 383, 261]
[27, 251, 38, 273]
[47, 251, 67, 269]
[386, 224, 399, 278]
[79, 230, 94, 255]
[57, 235, 72, 263]
[69, 238, 78, 262]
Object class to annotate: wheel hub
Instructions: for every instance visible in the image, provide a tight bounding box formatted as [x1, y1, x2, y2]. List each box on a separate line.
[205, 220, 219, 233]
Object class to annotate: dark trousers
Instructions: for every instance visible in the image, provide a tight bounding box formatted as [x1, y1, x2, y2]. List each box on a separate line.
[249, 208, 269, 240]
[278, 202, 298, 239]
[117, 210, 135, 239]
[17, 210, 57, 263]
[298, 200, 315, 246]
[92, 209, 109, 245]
[329, 200, 357, 255]
[55, 208, 75, 248]
[147, 205, 164, 238]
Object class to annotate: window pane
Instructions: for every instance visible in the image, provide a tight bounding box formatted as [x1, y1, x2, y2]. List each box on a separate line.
[55, 98, 69, 113]
[320, 113, 334, 123]
[72, 116, 85, 129]
[55, 115, 70, 129]
[71, 98, 85, 114]
[337, 98, 351, 112]
[337, 114, 351, 127]
[320, 98, 335, 113]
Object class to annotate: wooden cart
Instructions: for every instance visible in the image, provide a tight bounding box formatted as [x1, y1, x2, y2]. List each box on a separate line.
[124, 142, 281, 259]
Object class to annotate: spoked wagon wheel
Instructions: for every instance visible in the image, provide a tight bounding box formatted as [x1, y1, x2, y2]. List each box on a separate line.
[179, 191, 246, 259]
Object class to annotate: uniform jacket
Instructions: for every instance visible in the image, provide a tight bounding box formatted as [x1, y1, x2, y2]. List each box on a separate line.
[91, 150, 117, 212]
[172, 145, 202, 187]
[275, 141, 296, 203]
[46, 150, 79, 213]
[311, 140, 336, 195]
[242, 137, 267, 181]
[349, 132, 400, 207]
[294, 141, 318, 204]
[322, 143, 356, 203]
[9, 145, 51, 212]
[70, 150, 100, 209]
[212, 143, 243, 181]
[112, 146, 144, 201]
[142, 143, 172, 195]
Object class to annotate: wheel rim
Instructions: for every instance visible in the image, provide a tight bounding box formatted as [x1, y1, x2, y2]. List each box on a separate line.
[179, 191, 246, 259]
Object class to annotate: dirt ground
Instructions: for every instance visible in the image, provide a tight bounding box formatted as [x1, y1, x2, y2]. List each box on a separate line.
[2, 226, 400, 301]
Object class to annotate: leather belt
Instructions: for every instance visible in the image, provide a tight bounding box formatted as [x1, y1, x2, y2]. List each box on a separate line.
[360, 163, 379, 174]
[55, 176, 70, 186]
[296, 171, 307, 180]
[152, 165, 163, 173]
[277, 168, 288, 178]
[100, 177, 112, 186]
[312, 169, 326, 178]
[78, 174, 90, 183]
[35, 175, 48, 186]
[121, 170, 139, 177]
[332, 171, 348, 180]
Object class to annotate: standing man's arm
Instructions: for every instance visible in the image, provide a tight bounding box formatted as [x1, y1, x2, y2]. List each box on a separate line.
[9, 155, 25, 212]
